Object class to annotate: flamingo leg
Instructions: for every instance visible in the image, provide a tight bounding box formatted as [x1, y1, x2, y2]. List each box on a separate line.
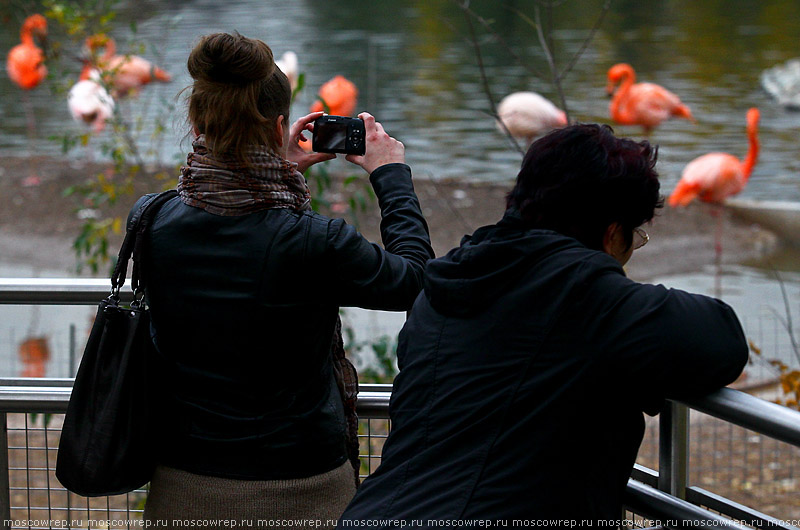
[22, 92, 41, 187]
[712, 206, 723, 298]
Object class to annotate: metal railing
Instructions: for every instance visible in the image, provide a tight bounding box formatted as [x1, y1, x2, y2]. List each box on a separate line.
[1, 279, 800, 529]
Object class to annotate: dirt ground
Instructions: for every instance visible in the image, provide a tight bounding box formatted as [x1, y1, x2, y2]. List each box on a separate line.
[0, 155, 780, 280]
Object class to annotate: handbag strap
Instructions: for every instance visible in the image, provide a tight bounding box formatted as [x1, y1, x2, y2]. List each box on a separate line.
[110, 190, 178, 298]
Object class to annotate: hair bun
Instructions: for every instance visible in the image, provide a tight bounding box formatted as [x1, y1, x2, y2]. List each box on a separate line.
[188, 32, 275, 85]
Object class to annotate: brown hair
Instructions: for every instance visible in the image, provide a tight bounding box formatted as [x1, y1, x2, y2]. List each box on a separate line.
[186, 32, 291, 159]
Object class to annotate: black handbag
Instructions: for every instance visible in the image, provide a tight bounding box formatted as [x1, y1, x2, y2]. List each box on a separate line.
[56, 190, 177, 497]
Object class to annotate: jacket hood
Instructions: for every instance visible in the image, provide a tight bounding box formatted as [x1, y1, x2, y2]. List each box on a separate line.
[424, 209, 615, 316]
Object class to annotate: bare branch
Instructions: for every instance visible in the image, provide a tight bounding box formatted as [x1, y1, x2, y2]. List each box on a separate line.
[466, 10, 548, 79]
[545, 3, 555, 68]
[426, 177, 475, 235]
[456, 0, 525, 156]
[527, 5, 570, 121]
[559, 0, 612, 80]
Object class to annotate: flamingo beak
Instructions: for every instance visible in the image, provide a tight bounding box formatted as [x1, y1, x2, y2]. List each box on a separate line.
[605, 81, 615, 98]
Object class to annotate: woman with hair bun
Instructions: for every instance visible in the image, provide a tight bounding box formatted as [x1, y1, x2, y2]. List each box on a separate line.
[135, 32, 433, 525]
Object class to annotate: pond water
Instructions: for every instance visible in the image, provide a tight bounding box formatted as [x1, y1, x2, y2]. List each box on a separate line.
[2, 0, 800, 199]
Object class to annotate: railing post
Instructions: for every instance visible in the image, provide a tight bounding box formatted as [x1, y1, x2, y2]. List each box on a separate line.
[0, 412, 10, 528]
[658, 402, 689, 499]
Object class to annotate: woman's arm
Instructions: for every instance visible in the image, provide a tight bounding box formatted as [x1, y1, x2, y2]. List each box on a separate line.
[321, 113, 433, 310]
[325, 162, 434, 310]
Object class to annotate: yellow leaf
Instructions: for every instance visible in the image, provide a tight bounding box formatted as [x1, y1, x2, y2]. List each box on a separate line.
[748, 339, 762, 355]
[769, 360, 788, 371]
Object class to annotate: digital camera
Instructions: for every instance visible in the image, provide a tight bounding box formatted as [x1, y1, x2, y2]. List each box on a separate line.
[312, 115, 366, 156]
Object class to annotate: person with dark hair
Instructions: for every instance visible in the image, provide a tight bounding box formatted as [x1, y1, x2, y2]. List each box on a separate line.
[134, 33, 433, 524]
[339, 124, 748, 523]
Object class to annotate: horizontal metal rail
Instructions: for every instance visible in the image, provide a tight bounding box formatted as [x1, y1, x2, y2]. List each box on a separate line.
[685, 487, 796, 530]
[0, 380, 393, 416]
[0, 278, 125, 305]
[625, 480, 749, 529]
[679, 387, 800, 448]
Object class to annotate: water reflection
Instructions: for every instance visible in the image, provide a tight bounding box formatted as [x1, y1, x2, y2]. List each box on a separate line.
[1, 0, 800, 199]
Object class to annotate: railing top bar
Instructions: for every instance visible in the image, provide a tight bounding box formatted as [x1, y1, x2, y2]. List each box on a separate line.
[0, 378, 797, 447]
[677, 387, 800, 448]
[359, 383, 393, 392]
[0, 384, 392, 414]
[0, 278, 131, 305]
[0, 386, 72, 413]
[0, 378, 74, 387]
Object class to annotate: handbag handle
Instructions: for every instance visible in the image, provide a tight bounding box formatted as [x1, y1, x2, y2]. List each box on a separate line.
[110, 190, 178, 299]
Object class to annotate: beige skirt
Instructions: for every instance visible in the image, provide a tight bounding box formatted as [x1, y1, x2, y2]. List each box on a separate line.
[143, 460, 356, 530]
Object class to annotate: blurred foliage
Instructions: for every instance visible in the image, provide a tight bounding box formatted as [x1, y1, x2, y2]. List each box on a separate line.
[344, 324, 398, 384]
[749, 341, 800, 411]
[32, 0, 178, 273]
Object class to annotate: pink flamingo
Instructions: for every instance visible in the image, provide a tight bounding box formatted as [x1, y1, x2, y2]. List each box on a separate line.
[669, 107, 760, 295]
[6, 14, 47, 90]
[496, 91, 567, 146]
[68, 76, 116, 133]
[310, 75, 358, 117]
[607, 63, 694, 133]
[669, 108, 760, 208]
[6, 13, 48, 186]
[80, 34, 171, 97]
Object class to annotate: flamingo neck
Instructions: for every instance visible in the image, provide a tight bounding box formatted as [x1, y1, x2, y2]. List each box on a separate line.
[92, 38, 115, 63]
[103, 39, 116, 60]
[20, 27, 34, 46]
[610, 70, 634, 118]
[742, 125, 758, 180]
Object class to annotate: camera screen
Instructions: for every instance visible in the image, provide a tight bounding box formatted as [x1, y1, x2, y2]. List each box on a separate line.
[314, 122, 347, 150]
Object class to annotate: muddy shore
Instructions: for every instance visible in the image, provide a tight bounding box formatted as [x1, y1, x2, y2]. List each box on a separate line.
[0, 156, 780, 281]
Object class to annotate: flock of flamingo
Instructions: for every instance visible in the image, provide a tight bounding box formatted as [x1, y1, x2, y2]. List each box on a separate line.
[5, 13, 761, 213]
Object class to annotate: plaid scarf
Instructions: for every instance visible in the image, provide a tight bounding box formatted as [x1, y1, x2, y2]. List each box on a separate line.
[178, 135, 361, 486]
[178, 135, 311, 215]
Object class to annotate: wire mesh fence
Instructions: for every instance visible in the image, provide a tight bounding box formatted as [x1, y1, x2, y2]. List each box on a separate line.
[0, 411, 395, 529]
[634, 409, 800, 522]
[1, 407, 797, 528]
[688, 411, 800, 519]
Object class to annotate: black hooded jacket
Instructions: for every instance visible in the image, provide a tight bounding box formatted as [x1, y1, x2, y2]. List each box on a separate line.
[339, 210, 747, 523]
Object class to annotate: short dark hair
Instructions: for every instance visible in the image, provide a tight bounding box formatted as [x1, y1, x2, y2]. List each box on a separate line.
[506, 123, 663, 250]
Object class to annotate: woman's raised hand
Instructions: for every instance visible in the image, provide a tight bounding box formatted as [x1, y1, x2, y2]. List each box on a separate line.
[346, 112, 405, 174]
[287, 111, 335, 173]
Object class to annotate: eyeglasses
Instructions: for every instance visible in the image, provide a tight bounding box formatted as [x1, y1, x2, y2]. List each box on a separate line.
[633, 227, 649, 250]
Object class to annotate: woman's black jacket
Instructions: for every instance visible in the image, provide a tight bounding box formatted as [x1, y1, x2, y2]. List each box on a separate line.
[132, 163, 433, 480]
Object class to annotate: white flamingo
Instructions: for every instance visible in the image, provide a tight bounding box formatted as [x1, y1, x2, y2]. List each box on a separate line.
[496, 91, 567, 146]
[67, 72, 115, 132]
[276, 51, 299, 92]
